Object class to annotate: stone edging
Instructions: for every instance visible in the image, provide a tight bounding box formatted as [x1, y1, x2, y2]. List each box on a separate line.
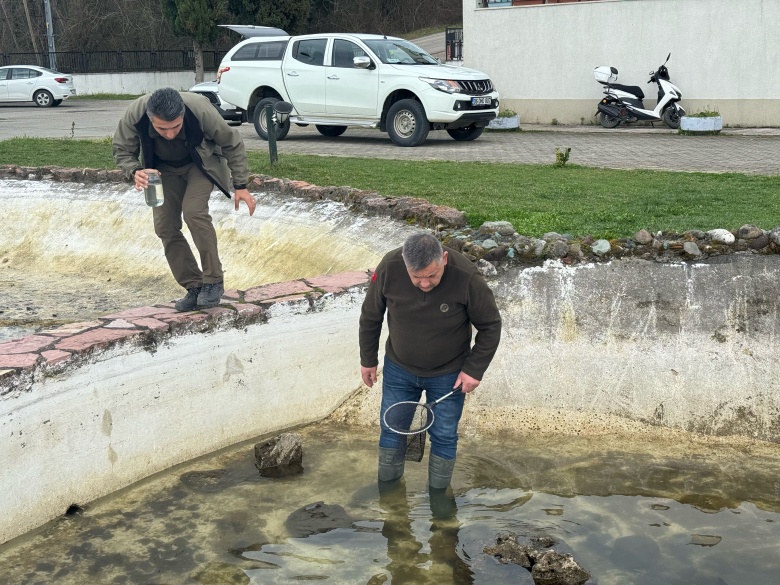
[0, 271, 370, 391]
[0, 165, 467, 229]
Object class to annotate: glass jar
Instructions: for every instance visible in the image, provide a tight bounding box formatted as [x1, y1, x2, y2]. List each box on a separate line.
[144, 171, 165, 207]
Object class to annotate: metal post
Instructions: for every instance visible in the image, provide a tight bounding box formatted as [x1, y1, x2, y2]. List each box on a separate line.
[44, 0, 57, 70]
[266, 105, 278, 164]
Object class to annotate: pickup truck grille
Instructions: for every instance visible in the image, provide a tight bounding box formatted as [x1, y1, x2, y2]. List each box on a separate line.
[457, 79, 494, 95]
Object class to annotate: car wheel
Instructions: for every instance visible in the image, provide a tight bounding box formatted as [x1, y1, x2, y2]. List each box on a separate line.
[34, 90, 55, 107]
[387, 99, 430, 147]
[599, 112, 621, 128]
[662, 106, 681, 129]
[52, 99, 63, 107]
[252, 97, 290, 141]
[316, 125, 347, 137]
[446, 125, 484, 141]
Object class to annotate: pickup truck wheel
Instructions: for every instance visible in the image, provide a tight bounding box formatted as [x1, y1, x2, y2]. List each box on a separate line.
[252, 98, 290, 141]
[446, 125, 484, 141]
[387, 99, 429, 147]
[316, 125, 348, 137]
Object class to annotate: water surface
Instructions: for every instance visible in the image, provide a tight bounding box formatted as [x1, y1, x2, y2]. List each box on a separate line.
[1, 422, 778, 584]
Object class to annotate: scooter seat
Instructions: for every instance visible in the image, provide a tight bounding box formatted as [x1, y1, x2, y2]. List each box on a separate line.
[610, 83, 645, 100]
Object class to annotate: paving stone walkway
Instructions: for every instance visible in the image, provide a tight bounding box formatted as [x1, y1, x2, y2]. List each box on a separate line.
[239, 123, 780, 175]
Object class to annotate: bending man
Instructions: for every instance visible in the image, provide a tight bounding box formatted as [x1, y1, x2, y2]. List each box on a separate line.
[113, 87, 255, 311]
[359, 232, 502, 489]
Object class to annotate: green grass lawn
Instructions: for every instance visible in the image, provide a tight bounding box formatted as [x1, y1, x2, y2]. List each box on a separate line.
[2, 137, 779, 239]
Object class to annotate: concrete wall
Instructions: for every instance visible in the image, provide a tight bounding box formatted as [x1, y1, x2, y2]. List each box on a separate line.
[4, 252, 780, 544]
[0, 291, 369, 545]
[463, 0, 780, 126]
[72, 71, 218, 95]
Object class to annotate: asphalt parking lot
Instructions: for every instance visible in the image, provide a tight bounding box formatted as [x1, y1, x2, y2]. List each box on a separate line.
[1, 100, 778, 175]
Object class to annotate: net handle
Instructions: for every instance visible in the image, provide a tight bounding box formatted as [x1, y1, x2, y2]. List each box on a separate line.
[430, 389, 458, 406]
[382, 389, 460, 435]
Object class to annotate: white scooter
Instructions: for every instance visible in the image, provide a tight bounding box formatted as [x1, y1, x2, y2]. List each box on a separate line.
[593, 53, 685, 129]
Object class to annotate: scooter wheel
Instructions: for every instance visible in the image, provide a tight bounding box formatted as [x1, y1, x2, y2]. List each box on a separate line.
[662, 107, 682, 129]
[599, 112, 621, 129]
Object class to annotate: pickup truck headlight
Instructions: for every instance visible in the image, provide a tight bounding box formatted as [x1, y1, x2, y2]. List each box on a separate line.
[419, 77, 462, 94]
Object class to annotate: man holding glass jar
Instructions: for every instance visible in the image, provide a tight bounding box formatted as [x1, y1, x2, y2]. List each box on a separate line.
[113, 87, 256, 311]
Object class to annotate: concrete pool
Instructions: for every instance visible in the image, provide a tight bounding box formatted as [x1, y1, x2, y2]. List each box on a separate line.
[1, 174, 779, 583]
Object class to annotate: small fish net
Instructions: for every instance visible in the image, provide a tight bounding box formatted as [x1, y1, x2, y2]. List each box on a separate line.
[383, 401, 433, 463]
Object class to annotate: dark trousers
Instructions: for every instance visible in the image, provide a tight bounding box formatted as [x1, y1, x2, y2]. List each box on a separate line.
[152, 163, 222, 289]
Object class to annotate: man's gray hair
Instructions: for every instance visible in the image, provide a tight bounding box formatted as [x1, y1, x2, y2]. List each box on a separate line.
[402, 232, 443, 272]
[146, 87, 185, 121]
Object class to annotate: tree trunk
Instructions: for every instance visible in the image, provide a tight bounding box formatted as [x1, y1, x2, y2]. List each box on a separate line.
[21, 0, 41, 57]
[193, 39, 204, 83]
[0, 0, 21, 51]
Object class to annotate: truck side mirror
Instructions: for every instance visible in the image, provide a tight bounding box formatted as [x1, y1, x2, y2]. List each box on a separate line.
[354, 56, 372, 69]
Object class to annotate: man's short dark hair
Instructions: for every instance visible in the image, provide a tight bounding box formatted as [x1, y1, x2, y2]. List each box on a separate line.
[402, 232, 443, 272]
[146, 87, 185, 121]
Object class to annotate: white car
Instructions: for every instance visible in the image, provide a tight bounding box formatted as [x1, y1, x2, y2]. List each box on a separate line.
[216, 29, 499, 146]
[188, 81, 242, 126]
[0, 65, 76, 107]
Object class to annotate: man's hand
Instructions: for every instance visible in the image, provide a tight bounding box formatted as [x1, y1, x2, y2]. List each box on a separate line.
[361, 366, 378, 388]
[454, 371, 481, 394]
[133, 168, 152, 191]
[234, 188, 256, 216]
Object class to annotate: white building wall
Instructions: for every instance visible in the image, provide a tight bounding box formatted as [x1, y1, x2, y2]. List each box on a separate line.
[463, 0, 780, 125]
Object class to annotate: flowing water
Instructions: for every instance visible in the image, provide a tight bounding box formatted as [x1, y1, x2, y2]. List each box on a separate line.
[0, 179, 416, 342]
[1, 422, 779, 585]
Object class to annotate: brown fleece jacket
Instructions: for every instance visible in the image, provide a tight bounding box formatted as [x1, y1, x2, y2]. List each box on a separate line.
[359, 246, 502, 379]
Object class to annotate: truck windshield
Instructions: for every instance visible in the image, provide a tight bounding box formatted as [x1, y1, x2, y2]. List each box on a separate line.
[363, 39, 438, 65]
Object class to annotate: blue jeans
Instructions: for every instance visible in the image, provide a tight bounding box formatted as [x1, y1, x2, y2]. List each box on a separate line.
[379, 357, 465, 460]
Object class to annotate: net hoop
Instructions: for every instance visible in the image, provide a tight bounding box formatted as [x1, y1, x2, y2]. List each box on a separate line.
[383, 401, 435, 435]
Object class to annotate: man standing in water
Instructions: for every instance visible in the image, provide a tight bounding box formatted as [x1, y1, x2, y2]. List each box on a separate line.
[113, 87, 255, 311]
[359, 232, 502, 490]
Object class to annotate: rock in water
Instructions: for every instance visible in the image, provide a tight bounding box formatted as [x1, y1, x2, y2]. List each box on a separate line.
[254, 433, 303, 477]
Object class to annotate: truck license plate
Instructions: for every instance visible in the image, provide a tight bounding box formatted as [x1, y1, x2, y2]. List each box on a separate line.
[471, 97, 491, 106]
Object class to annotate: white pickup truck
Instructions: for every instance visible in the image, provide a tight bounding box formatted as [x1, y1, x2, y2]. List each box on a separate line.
[216, 28, 499, 147]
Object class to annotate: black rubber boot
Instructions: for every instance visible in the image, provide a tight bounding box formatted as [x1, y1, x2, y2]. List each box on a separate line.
[428, 485, 458, 520]
[378, 446, 405, 483]
[428, 453, 456, 490]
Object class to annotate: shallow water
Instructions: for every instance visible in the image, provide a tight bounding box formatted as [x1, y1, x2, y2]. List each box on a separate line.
[1, 422, 779, 585]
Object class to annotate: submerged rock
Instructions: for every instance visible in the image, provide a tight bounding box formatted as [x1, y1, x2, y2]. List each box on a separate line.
[532, 551, 591, 585]
[484, 532, 591, 585]
[284, 501, 354, 538]
[180, 469, 239, 493]
[254, 433, 303, 477]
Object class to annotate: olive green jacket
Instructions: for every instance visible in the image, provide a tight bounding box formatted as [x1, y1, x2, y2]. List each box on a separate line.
[112, 91, 249, 197]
